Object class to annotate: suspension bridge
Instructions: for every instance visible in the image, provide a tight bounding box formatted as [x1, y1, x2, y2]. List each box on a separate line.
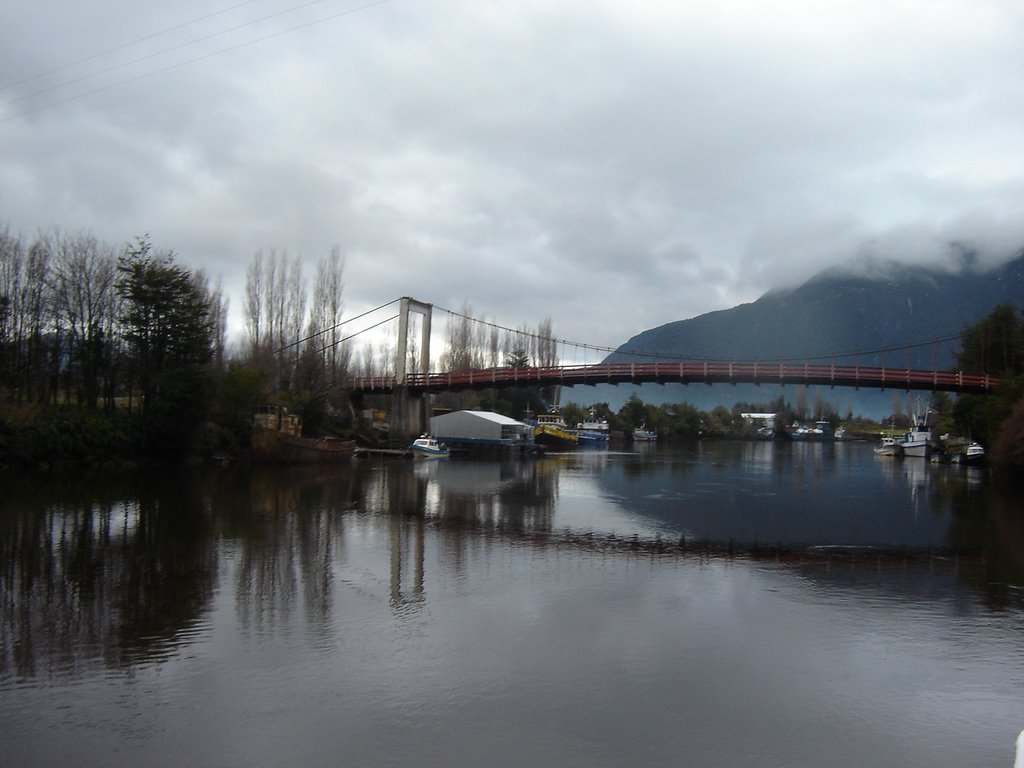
[291, 296, 1002, 436]
[349, 361, 996, 395]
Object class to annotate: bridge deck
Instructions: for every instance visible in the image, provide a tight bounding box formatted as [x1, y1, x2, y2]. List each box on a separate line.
[349, 361, 998, 395]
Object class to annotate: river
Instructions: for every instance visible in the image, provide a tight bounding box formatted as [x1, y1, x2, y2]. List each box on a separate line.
[2, 440, 1023, 767]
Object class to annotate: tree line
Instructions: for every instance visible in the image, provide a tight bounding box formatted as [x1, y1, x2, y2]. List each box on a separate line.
[0, 228, 228, 408]
[0, 225, 562, 463]
[950, 303, 1024, 471]
[0, 227, 229, 458]
[2, 222, 1022, 473]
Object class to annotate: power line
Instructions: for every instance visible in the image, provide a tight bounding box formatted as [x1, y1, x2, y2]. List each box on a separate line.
[296, 296, 972, 372]
[333, 313, 400, 350]
[2, 0, 264, 91]
[275, 297, 399, 354]
[435, 304, 622, 359]
[3, 0, 389, 122]
[6, 0, 346, 106]
[435, 303, 968, 366]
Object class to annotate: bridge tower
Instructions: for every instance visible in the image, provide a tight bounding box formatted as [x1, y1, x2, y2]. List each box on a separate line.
[390, 297, 433, 440]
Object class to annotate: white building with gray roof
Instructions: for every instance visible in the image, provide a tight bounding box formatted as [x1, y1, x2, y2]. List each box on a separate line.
[429, 410, 533, 447]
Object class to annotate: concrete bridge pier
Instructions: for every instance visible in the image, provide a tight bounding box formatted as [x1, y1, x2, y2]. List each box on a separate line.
[390, 386, 428, 441]
[388, 297, 433, 442]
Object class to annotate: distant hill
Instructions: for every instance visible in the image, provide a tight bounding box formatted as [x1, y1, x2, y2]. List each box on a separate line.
[566, 253, 1024, 417]
[609, 254, 1024, 369]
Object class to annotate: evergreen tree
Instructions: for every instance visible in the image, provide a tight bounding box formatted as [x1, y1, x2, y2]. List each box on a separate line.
[117, 238, 214, 455]
[955, 303, 1024, 376]
[952, 304, 1024, 455]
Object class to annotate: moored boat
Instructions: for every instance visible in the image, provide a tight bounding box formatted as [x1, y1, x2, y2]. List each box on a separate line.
[251, 404, 355, 463]
[873, 435, 904, 457]
[576, 411, 610, 447]
[788, 421, 834, 441]
[962, 441, 985, 466]
[532, 408, 580, 448]
[576, 429, 610, 447]
[899, 405, 932, 458]
[408, 434, 450, 459]
[632, 425, 657, 442]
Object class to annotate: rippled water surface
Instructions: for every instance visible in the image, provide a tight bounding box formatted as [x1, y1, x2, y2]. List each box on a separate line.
[2, 441, 1023, 767]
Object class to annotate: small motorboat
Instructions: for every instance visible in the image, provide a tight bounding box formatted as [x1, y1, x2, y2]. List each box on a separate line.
[408, 434, 450, 459]
[962, 441, 985, 466]
[873, 435, 903, 457]
[632, 424, 657, 442]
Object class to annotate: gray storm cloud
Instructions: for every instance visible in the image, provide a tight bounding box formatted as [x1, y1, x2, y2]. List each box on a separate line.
[1, 0, 1021, 348]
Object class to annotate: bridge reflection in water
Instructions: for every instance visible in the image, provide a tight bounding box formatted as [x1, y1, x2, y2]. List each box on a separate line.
[1, 448, 1021, 677]
[2, 449, 1023, 768]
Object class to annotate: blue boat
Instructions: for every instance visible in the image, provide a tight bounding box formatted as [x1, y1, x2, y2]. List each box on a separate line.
[576, 412, 610, 447]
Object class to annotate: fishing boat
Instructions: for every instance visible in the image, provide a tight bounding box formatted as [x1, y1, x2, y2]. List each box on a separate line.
[251, 404, 355, 463]
[899, 405, 932, 458]
[408, 435, 450, 459]
[576, 411, 610, 447]
[532, 408, 580, 448]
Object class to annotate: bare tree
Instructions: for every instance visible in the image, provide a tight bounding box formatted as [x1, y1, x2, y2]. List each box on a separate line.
[488, 324, 500, 368]
[470, 316, 489, 369]
[48, 229, 117, 408]
[406, 331, 419, 376]
[23, 238, 53, 402]
[379, 337, 394, 377]
[0, 227, 24, 396]
[360, 342, 375, 378]
[247, 249, 310, 390]
[244, 249, 264, 352]
[196, 269, 228, 370]
[306, 260, 329, 363]
[536, 317, 558, 368]
[283, 254, 306, 386]
[794, 386, 808, 420]
[440, 302, 474, 372]
[265, 248, 285, 357]
[304, 246, 351, 388]
[323, 246, 348, 384]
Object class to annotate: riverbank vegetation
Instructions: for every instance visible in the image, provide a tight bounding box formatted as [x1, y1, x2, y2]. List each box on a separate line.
[952, 304, 1024, 473]
[1, 224, 1023, 475]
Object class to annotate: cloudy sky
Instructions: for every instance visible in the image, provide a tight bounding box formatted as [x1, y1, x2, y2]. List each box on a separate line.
[2, 0, 1022, 355]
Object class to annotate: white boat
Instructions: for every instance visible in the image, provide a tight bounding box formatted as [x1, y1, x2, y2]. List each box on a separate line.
[632, 425, 657, 442]
[874, 435, 903, 457]
[408, 435, 450, 459]
[788, 421, 833, 441]
[962, 441, 985, 466]
[899, 405, 932, 458]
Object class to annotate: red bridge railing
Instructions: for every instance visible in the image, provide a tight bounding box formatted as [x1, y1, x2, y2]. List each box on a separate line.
[348, 362, 998, 395]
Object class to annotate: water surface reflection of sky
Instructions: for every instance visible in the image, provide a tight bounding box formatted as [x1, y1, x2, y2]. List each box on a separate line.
[1, 449, 1023, 768]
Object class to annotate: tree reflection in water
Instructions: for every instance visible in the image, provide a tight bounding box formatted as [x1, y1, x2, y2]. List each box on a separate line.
[2, 448, 1022, 684]
[0, 469, 217, 678]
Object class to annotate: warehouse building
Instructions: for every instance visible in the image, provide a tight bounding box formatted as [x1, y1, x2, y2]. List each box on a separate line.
[429, 410, 533, 448]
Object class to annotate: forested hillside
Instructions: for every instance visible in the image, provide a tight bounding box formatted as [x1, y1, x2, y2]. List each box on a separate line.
[610, 254, 1024, 370]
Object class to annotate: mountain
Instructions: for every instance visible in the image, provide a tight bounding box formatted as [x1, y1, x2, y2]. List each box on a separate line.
[565, 254, 1024, 417]
[610, 255, 1024, 369]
